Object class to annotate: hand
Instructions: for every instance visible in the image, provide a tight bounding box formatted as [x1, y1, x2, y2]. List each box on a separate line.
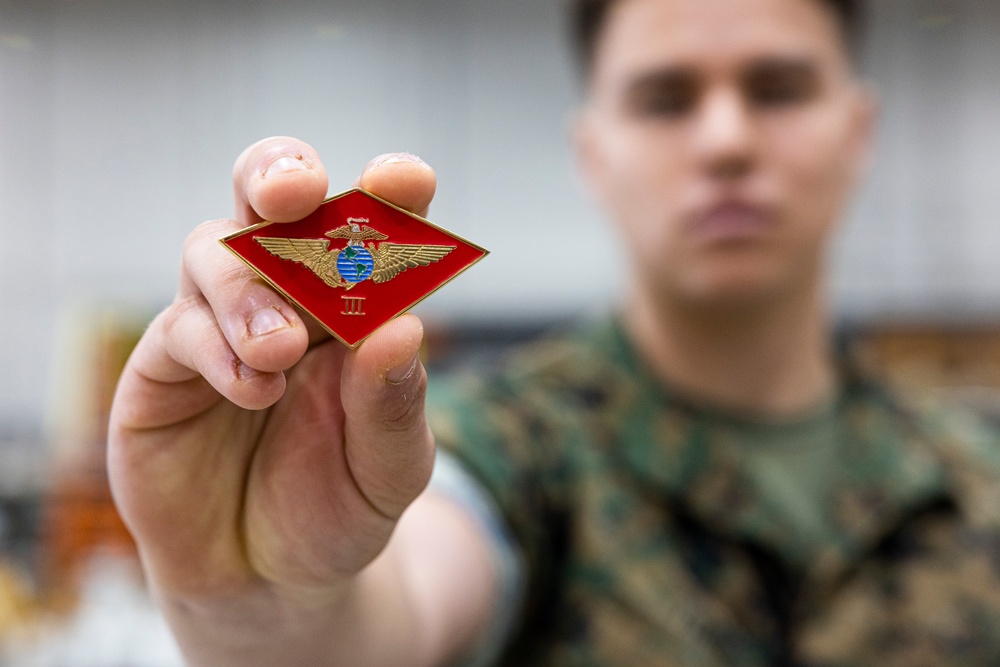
[107, 138, 446, 663]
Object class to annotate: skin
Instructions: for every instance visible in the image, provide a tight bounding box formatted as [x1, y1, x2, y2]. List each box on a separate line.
[577, 0, 875, 415]
[108, 145, 496, 666]
[107, 0, 876, 664]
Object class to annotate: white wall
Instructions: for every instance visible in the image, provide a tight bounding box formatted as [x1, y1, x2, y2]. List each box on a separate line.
[836, 1, 1000, 319]
[0, 0, 997, 431]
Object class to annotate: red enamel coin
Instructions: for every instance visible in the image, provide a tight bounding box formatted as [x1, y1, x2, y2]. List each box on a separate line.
[221, 188, 488, 347]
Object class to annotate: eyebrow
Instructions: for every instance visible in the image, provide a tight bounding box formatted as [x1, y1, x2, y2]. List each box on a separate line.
[623, 67, 698, 98]
[743, 56, 822, 82]
[622, 55, 822, 94]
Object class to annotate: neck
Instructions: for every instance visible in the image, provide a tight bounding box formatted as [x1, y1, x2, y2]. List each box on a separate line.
[623, 284, 836, 418]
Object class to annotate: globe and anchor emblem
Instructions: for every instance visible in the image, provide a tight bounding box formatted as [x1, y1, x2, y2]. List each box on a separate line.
[253, 217, 456, 291]
[337, 243, 375, 284]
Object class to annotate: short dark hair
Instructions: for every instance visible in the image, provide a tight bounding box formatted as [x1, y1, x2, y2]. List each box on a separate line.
[567, 0, 863, 79]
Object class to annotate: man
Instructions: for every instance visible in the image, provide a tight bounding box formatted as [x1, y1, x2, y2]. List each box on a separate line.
[107, 0, 1000, 665]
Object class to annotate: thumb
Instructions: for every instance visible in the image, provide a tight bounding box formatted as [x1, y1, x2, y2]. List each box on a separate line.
[340, 315, 435, 520]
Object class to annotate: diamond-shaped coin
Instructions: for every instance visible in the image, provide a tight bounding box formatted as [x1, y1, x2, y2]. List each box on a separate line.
[221, 188, 488, 347]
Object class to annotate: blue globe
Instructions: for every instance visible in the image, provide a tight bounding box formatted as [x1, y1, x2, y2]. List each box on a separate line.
[337, 246, 375, 284]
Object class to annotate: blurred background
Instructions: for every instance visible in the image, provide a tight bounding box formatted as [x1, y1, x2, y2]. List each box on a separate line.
[0, 0, 996, 663]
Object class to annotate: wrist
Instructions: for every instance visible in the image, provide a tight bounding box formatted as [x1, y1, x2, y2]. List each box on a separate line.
[152, 577, 355, 666]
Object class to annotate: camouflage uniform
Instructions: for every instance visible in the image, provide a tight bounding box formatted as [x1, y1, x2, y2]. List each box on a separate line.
[427, 317, 1000, 667]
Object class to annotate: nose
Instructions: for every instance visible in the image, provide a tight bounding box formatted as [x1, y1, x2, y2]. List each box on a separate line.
[692, 87, 756, 180]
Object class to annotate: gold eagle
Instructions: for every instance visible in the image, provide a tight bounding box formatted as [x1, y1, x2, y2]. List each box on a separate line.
[254, 221, 456, 290]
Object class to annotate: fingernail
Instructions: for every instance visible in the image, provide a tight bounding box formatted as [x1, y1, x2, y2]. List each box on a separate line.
[235, 361, 258, 381]
[367, 153, 424, 171]
[263, 155, 309, 177]
[386, 353, 419, 384]
[248, 307, 289, 338]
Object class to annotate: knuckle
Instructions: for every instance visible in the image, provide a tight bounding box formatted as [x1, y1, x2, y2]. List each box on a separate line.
[161, 294, 207, 339]
[214, 260, 253, 295]
[181, 226, 251, 294]
[182, 218, 231, 259]
[355, 432, 434, 518]
[378, 377, 427, 434]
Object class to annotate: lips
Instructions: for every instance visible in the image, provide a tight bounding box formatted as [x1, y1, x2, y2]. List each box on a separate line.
[690, 201, 777, 244]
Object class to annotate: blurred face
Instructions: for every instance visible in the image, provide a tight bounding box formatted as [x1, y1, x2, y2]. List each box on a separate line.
[576, 0, 874, 313]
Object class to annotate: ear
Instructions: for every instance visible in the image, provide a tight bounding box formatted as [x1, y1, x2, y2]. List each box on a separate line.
[571, 107, 611, 204]
[846, 82, 880, 182]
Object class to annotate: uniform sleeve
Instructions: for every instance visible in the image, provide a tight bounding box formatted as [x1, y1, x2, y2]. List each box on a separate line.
[426, 371, 574, 645]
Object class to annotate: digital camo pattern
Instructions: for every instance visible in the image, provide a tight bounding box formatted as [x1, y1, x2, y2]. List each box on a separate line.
[427, 318, 1000, 667]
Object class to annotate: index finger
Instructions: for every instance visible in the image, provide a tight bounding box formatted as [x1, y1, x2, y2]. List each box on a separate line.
[232, 136, 329, 227]
[358, 153, 437, 218]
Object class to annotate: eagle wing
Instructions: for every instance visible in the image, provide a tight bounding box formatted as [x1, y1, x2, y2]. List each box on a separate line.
[370, 243, 456, 284]
[327, 225, 389, 241]
[254, 236, 344, 287]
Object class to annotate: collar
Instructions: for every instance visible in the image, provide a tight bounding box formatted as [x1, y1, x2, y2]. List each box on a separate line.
[584, 317, 953, 584]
